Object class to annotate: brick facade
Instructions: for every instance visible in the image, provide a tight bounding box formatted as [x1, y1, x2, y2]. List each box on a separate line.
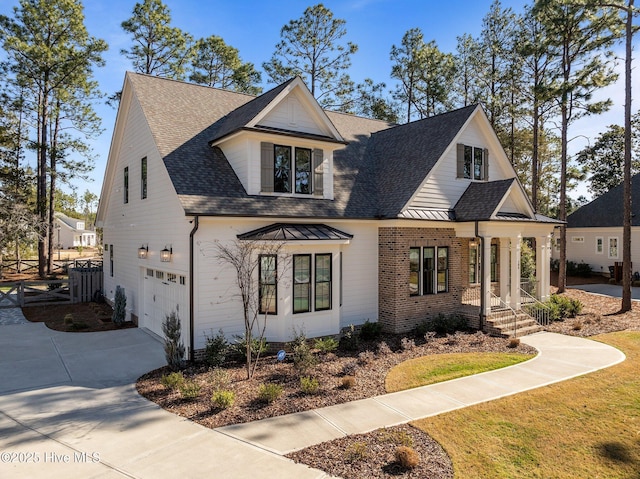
[378, 227, 468, 334]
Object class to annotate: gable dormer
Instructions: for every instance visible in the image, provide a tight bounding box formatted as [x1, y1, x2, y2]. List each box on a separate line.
[209, 77, 347, 199]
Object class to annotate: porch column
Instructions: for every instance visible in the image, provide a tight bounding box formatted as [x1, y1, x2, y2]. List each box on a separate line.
[536, 234, 552, 302]
[510, 235, 521, 310]
[499, 238, 510, 303]
[481, 236, 493, 319]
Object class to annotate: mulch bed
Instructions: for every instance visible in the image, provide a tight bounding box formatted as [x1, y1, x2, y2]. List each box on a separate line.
[22, 302, 135, 332]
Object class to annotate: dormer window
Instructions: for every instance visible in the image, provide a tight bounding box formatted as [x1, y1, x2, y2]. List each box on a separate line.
[262, 142, 324, 196]
[457, 143, 489, 181]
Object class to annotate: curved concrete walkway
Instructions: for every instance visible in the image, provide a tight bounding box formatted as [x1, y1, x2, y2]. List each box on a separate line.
[0, 316, 626, 479]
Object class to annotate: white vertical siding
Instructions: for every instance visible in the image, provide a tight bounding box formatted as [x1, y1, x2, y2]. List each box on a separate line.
[409, 115, 513, 210]
[102, 95, 190, 329]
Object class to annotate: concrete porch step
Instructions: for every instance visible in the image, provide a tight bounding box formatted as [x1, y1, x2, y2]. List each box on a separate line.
[485, 312, 543, 338]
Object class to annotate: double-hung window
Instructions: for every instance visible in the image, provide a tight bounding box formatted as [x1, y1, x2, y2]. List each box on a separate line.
[261, 142, 324, 196]
[259, 255, 277, 314]
[293, 253, 332, 313]
[409, 246, 449, 295]
[295, 148, 312, 194]
[458, 144, 488, 181]
[274, 145, 292, 193]
[609, 237, 619, 259]
[293, 255, 311, 313]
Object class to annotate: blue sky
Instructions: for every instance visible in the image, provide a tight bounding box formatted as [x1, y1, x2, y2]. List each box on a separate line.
[0, 0, 637, 200]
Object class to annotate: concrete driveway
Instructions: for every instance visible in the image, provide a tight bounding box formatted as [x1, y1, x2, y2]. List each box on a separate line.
[0, 322, 328, 479]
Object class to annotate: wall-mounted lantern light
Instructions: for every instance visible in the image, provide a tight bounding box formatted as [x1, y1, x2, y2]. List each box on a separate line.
[160, 245, 172, 262]
[138, 244, 148, 259]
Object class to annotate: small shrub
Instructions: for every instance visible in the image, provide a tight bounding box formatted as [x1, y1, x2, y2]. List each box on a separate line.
[112, 285, 127, 325]
[572, 321, 583, 331]
[395, 446, 420, 469]
[313, 337, 339, 354]
[206, 368, 231, 391]
[211, 390, 235, 409]
[566, 260, 591, 278]
[400, 337, 416, 351]
[340, 324, 359, 351]
[359, 320, 382, 340]
[300, 376, 320, 395]
[258, 383, 283, 404]
[413, 320, 430, 338]
[341, 375, 356, 389]
[508, 338, 520, 348]
[230, 334, 268, 362]
[549, 295, 583, 320]
[429, 313, 468, 335]
[204, 329, 228, 367]
[162, 311, 185, 371]
[290, 330, 318, 376]
[179, 380, 201, 400]
[357, 350, 375, 365]
[377, 341, 393, 356]
[160, 371, 185, 390]
[63, 313, 74, 325]
[345, 442, 368, 463]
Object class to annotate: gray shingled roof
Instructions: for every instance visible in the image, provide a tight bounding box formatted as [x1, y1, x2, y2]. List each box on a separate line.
[125, 73, 543, 224]
[370, 105, 478, 218]
[454, 179, 515, 221]
[567, 174, 640, 228]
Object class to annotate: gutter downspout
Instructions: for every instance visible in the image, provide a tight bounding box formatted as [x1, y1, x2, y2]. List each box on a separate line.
[475, 220, 486, 332]
[189, 216, 199, 362]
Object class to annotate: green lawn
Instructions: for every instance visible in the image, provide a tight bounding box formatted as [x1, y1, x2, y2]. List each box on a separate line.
[412, 332, 640, 478]
[385, 352, 534, 393]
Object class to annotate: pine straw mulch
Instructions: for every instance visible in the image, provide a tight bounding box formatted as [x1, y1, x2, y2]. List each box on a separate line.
[136, 286, 640, 479]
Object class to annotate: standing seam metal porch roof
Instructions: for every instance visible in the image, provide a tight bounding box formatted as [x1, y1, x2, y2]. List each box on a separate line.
[237, 223, 353, 241]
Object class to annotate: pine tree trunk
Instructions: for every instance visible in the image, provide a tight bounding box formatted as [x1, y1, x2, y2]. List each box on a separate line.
[621, 0, 633, 312]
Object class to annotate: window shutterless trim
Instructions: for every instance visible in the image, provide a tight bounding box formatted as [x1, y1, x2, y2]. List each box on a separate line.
[258, 254, 277, 315]
[293, 254, 311, 313]
[315, 253, 332, 311]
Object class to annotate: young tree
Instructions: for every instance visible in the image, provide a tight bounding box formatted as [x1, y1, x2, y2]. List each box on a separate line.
[535, 0, 619, 293]
[189, 35, 262, 94]
[262, 3, 358, 110]
[211, 239, 288, 379]
[1, 0, 107, 277]
[121, 0, 193, 80]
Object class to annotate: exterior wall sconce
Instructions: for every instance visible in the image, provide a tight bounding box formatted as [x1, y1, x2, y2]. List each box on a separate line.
[160, 245, 172, 262]
[138, 244, 148, 259]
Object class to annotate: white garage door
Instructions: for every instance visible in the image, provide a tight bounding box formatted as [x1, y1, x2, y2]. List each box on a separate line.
[142, 268, 187, 338]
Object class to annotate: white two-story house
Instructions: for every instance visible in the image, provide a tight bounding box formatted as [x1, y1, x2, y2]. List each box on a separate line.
[96, 72, 559, 359]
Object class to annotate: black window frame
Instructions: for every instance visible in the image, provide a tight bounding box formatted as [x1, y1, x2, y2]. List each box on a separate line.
[259, 254, 277, 315]
[409, 246, 449, 296]
[314, 253, 332, 311]
[293, 254, 311, 313]
[141, 156, 147, 199]
[274, 145, 292, 193]
[123, 167, 129, 204]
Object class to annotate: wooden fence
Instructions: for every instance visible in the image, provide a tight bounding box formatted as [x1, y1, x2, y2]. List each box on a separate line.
[1, 258, 103, 276]
[0, 266, 103, 308]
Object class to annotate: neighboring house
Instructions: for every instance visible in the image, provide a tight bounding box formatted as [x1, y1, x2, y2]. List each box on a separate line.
[96, 72, 559, 359]
[54, 213, 96, 249]
[554, 174, 640, 277]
